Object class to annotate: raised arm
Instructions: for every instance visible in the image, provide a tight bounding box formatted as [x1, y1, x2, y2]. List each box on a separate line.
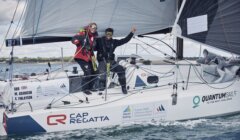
[115, 27, 136, 46]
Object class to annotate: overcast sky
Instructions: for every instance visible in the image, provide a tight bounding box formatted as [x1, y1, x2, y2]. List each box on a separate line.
[0, 0, 235, 59]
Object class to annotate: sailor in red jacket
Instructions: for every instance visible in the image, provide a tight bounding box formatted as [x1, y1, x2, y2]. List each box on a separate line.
[71, 23, 98, 94]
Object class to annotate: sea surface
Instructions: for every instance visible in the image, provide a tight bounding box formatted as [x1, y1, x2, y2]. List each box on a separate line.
[0, 63, 240, 140]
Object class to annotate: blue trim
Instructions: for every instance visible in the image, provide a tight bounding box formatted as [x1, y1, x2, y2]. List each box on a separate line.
[135, 76, 146, 87]
[6, 115, 46, 135]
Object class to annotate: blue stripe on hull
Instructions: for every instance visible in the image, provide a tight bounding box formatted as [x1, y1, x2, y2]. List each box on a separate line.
[5, 114, 46, 135]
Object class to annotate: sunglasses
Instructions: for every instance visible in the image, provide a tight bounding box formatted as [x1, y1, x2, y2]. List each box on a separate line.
[106, 32, 113, 36]
[91, 25, 97, 30]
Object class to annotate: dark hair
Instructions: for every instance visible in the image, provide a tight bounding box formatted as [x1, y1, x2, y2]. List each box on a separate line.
[203, 49, 208, 55]
[105, 28, 114, 33]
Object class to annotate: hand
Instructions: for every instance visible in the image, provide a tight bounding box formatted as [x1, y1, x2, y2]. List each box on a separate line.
[131, 26, 136, 33]
[73, 39, 79, 45]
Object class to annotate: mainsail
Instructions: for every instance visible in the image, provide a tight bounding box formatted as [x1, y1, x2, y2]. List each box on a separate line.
[176, 0, 240, 55]
[6, 0, 177, 46]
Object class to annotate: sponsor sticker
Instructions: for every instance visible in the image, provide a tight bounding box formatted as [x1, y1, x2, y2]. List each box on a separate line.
[122, 103, 167, 122]
[202, 91, 237, 104]
[47, 112, 110, 126]
[192, 91, 237, 108]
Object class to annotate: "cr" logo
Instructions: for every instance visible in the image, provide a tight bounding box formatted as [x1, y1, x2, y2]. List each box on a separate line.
[47, 114, 67, 125]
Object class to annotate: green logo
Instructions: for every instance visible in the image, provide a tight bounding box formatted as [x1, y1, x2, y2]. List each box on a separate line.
[193, 96, 200, 108]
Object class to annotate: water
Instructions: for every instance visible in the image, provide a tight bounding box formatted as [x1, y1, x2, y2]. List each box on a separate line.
[0, 63, 240, 140]
[4, 115, 240, 140]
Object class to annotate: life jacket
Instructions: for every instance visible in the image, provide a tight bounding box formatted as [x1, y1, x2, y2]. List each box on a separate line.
[73, 28, 97, 62]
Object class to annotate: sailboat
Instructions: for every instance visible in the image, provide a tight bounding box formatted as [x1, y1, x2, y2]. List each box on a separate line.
[0, 0, 240, 136]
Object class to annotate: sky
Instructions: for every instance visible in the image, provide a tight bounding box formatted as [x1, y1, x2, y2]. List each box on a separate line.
[0, 0, 236, 59]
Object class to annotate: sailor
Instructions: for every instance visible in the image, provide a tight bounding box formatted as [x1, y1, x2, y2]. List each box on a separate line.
[96, 27, 136, 94]
[197, 49, 233, 70]
[197, 49, 217, 64]
[71, 23, 98, 95]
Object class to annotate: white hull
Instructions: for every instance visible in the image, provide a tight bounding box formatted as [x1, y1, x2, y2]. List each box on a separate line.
[0, 61, 240, 135]
[1, 79, 240, 135]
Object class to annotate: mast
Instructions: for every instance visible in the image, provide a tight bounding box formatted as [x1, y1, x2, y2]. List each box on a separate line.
[176, 0, 183, 60]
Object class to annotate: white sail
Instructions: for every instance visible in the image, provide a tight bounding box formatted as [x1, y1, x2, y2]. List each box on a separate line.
[1, 0, 240, 136]
[20, 0, 176, 38]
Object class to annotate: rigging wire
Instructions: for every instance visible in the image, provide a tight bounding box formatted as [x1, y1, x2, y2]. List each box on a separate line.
[50, 91, 138, 109]
[49, 0, 100, 79]
[3, 0, 28, 81]
[0, 0, 21, 52]
[139, 65, 175, 75]
[49, 62, 124, 106]
[48, 59, 179, 107]
[0, 0, 25, 81]
[135, 43, 152, 56]
[89, 0, 98, 23]
[5, 0, 99, 80]
[108, 0, 119, 27]
[48, 81, 183, 110]
[29, 0, 99, 80]
[182, 59, 238, 89]
[138, 35, 176, 54]
[4, 0, 239, 111]
[133, 37, 174, 59]
[138, 66, 175, 80]
[12, 0, 28, 39]
[48, 82, 176, 109]
[140, 32, 238, 90]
